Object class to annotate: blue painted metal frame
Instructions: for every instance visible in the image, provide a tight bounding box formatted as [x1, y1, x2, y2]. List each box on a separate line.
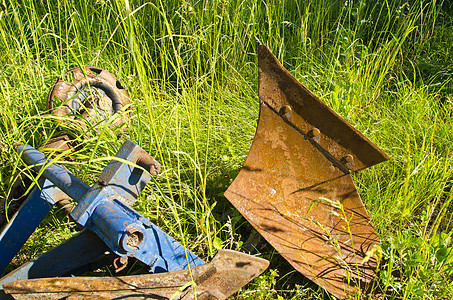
[0, 229, 113, 286]
[0, 179, 67, 274]
[0, 144, 91, 276]
[1, 140, 205, 288]
[0, 229, 114, 299]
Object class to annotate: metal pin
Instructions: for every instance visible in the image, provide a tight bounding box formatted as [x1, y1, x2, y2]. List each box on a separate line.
[309, 128, 321, 138]
[280, 105, 292, 119]
[343, 154, 354, 163]
[125, 228, 144, 249]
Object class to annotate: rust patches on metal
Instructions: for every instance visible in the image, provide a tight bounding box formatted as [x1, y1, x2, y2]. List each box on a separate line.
[256, 46, 389, 172]
[39, 135, 72, 153]
[112, 256, 129, 273]
[224, 45, 389, 298]
[47, 66, 131, 130]
[4, 249, 269, 300]
[136, 151, 162, 176]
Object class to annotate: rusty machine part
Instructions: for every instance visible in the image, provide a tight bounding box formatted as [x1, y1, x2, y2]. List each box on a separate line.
[47, 66, 130, 135]
[1, 140, 269, 299]
[44, 66, 130, 151]
[1, 67, 131, 228]
[4, 249, 268, 300]
[224, 46, 389, 298]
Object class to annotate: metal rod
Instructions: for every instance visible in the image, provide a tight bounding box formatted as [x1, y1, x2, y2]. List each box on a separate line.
[17, 145, 90, 202]
[0, 179, 54, 275]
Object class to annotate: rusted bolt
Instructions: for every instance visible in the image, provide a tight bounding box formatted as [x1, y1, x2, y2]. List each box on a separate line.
[279, 105, 292, 118]
[98, 179, 108, 186]
[312, 128, 320, 137]
[341, 154, 354, 169]
[308, 128, 320, 138]
[137, 153, 161, 176]
[149, 164, 158, 176]
[329, 166, 336, 173]
[343, 154, 354, 163]
[126, 228, 144, 249]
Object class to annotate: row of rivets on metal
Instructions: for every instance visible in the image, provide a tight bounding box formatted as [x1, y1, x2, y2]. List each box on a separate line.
[279, 105, 354, 171]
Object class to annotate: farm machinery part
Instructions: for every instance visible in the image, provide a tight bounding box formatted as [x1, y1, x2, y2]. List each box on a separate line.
[0, 67, 268, 299]
[0, 66, 131, 229]
[43, 65, 132, 153]
[47, 65, 131, 132]
[1, 45, 389, 299]
[224, 46, 389, 298]
[0, 65, 133, 269]
[0, 140, 268, 299]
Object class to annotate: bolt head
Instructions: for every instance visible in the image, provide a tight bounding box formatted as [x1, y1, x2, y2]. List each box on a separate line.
[311, 128, 320, 137]
[279, 105, 292, 118]
[98, 179, 108, 186]
[343, 154, 354, 163]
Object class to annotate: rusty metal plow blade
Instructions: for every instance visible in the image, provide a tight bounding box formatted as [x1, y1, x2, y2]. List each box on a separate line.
[3, 250, 268, 300]
[225, 46, 389, 298]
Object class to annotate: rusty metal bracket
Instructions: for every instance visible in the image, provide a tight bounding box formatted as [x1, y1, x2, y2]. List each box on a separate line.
[225, 45, 389, 298]
[3, 249, 269, 300]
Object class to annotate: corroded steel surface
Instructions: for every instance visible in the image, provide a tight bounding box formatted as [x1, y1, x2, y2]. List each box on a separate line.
[47, 66, 130, 129]
[224, 45, 389, 298]
[39, 135, 72, 153]
[4, 249, 269, 300]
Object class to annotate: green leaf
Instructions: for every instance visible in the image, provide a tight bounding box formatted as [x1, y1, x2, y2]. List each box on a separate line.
[436, 245, 449, 262]
[213, 237, 223, 250]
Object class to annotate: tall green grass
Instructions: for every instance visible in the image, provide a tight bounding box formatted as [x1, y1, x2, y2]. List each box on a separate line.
[1, 0, 452, 298]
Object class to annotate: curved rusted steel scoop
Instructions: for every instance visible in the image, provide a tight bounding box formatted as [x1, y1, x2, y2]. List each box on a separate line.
[225, 45, 389, 298]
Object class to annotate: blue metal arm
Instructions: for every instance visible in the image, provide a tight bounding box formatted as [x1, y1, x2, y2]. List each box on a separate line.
[0, 179, 67, 275]
[1, 140, 204, 283]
